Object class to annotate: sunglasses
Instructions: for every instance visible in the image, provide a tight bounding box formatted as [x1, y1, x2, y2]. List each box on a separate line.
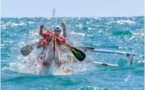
[55, 30, 61, 32]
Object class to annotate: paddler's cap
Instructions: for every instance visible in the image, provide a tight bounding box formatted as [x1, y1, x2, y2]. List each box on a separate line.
[54, 26, 61, 31]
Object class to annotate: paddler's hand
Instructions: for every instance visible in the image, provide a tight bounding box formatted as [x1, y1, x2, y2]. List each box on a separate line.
[62, 39, 65, 43]
[59, 39, 65, 45]
[61, 22, 66, 28]
[40, 25, 44, 30]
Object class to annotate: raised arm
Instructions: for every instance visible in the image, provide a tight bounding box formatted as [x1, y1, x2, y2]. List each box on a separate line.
[61, 22, 66, 38]
[39, 25, 44, 37]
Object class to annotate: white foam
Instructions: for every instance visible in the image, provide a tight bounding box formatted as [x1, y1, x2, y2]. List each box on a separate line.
[124, 73, 131, 81]
[86, 22, 90, 24]
[1, 44, 4, 48]
[1, 25, 7, 30]
[11, 22, 27, 27]
[88, 27, 92, 30]
[28, 22, 35, 24]
[116, 20, 136, 24]
[132, 31, 144, 36]
[94, 17, 102, 20]
[75, 24, 83, 29]
[129, 36, 135, 41]
[71, 31, 85, 36]
[137, 60, 144, 63]
[107, 20, 136, 25]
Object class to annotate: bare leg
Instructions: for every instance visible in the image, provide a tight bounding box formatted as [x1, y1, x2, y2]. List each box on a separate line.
[42, 43, 55, 66]
[43, 49, 53, 67]
[54, 54, 61, 68]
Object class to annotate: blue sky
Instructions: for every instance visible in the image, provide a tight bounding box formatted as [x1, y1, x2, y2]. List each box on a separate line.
[1, 0, 144, 17]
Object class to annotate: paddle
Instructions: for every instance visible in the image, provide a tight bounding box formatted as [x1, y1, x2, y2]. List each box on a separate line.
[20, 42, 41, 56]
[20, 41, 93, 57]
[62, 47, 94, 52]
[43, 27, 86, 61]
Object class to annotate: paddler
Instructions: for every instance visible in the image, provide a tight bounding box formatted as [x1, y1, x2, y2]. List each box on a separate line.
[39, 24, 70, 68]
[38, 22, 77, 65]
[36, 22, 66, 60]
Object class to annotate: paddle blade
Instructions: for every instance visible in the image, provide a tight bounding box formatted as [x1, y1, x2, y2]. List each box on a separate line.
[20, 42, 40, 56]
[70, 47, 86, 61]
[20, 45, 32, 56]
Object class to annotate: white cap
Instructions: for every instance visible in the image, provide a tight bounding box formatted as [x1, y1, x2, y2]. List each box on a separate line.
[54, 26, 61, 31]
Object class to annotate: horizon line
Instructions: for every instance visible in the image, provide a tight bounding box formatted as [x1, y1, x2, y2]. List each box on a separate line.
[1, 15, 144, 18]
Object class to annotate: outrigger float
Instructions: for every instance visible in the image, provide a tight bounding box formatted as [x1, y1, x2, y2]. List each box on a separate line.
[75, 47, 135, 66]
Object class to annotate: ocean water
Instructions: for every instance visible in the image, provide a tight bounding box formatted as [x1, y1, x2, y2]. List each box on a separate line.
[1, 16, 144, 90]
